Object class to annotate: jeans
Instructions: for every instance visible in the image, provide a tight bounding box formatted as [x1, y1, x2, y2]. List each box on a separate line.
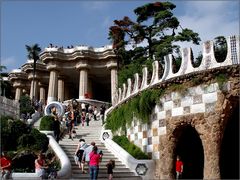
[89, 165, 98, 180]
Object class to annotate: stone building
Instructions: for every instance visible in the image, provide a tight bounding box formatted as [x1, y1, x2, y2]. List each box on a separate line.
[8, 45, 118, 105]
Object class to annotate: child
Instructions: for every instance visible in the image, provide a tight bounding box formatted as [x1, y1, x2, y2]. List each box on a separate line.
[106, 159, 115, 180]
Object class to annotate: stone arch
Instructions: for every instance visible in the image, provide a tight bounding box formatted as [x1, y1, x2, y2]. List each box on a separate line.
[173, 124, 204, 179]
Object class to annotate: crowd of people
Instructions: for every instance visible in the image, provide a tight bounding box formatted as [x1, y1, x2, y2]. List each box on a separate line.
[74, 139, 115, 180]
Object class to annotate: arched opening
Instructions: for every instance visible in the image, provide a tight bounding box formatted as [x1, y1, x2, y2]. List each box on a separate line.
[175, 125, 204, 179]
[220, 101, 239, 179]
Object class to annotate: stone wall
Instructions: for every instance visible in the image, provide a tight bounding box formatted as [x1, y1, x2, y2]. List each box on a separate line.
[125, 76, 239, 179]
[0, 96, 20, 119]
[127, 82, 223, 159]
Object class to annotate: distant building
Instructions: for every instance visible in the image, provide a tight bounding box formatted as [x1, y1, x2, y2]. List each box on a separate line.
[8, 45, 118, 105]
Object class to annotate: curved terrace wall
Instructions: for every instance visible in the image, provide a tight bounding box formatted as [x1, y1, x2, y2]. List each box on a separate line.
[106, 35, 240, 179]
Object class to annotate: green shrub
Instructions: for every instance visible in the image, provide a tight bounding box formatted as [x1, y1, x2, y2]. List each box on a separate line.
[30, 129, 49, 152]
[112, 135, 149, 159]
[17, 134, 35, 149]
[19, 95, 34, 115]
[39, 116, 55, 131]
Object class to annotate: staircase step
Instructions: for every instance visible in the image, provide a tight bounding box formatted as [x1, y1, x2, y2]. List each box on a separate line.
[59, 120, 141, 179]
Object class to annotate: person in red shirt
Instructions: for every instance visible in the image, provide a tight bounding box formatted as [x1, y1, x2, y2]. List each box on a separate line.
[0, 152, 12, 179]
[89, 146, 102, 180]
[176, 155, 183, 179]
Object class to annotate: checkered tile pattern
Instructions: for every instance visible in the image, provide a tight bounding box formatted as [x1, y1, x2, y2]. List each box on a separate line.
[127, 82, 226, 159]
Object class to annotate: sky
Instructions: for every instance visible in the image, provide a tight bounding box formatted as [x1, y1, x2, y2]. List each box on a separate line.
[1, 0, 239, 73]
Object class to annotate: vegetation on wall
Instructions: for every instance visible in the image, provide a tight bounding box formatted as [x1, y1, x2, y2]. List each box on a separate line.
[105, 88, 164, 133]
[112, 135, 149, 159]
[215, 73, 228, 90]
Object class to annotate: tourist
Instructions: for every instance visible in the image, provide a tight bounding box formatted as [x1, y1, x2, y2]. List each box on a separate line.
[93, 106, 98, 121]
[67, 111, 74, 140]
[100, 105, 106, 125]
[35, 153, 48, 179]
[81, 102, 86, 112]
[82, 141, 95, 170]
[0, 152, 11, 179]
[106, 159, 115, 180]
[176, 155, 183, 179]
[51, 106, 61, 143]
[89, 146, 102, 180]
[81, 111, 86, 127]
[86, 112, 90, 126]
[75, 139, 88, 174]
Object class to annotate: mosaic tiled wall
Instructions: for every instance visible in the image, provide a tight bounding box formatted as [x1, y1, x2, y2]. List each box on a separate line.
[127, 82, 225, 160]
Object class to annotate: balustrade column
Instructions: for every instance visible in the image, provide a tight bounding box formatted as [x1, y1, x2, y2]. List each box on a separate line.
[58, 77, 65, 102]
[47, 70, 59, 103]
[78, 68, 88, 99]
[110, 68, 118, 105]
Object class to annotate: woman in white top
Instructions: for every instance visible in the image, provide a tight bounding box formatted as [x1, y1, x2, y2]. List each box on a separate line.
[75, 139, 88, 173]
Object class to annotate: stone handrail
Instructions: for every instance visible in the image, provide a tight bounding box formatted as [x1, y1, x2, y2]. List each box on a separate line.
[103, 138, 155, 180]
[11, 135, 71, 179]
[111, 35, 239, 108]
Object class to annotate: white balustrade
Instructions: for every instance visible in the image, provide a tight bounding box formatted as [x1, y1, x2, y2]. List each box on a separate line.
[150, 61, 159, 85]
[110, 35, 240, 111]
[133, 73, 140, 94]
[140, 66, 148, 90]
[126, 78, 132, 97]
[122, 83, 127, 100]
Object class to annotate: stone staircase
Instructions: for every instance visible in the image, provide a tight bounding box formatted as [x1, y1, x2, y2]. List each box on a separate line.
[59, 119, 141, 180]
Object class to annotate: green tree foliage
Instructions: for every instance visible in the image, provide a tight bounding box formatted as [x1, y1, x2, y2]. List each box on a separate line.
[214, 36, 227, 62]
[25, 44, 41, 71]
[0, 65, 7, 96]
[109, 1, 201, 85]
[25, 44, 41, 101]
[20, 95, 35, 115]
[0, 116, 49, 153]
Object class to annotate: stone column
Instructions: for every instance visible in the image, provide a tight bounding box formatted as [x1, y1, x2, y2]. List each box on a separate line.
[15, 87, 22, 101]
[110, 68, 118, 105]
[202, 125, 221, 179]
[58, 77, 65, 102]
[30, 79, 39, 101]
[78, 68, 88, 99]
[47, 70, 59, 103]
[64, 84, 70, 100]
[158, 135, 176, 179]
[39, 84, 46, 103]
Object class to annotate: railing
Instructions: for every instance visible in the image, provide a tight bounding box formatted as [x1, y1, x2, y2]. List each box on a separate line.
[111, 35, 239, 108]
[11, 135, 71, 179]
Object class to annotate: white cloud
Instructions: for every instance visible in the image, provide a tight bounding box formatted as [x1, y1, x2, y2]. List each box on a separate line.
[82, 1, 111, 11]
[175, 1, 239, 56]
[1, 56, 20, 72]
